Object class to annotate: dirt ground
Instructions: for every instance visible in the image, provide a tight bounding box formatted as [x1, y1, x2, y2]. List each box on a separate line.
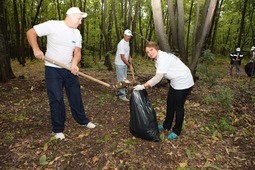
[0, 60, 255, 170]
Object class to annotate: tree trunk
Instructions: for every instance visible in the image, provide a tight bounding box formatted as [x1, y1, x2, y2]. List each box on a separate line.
[210, 0, 224, 53]
[186, 0, 194, 61]
[0, 0, 15, 82]
[113, 1, 120, 42]
[168, 0, 178, 50]
[20, 0, 26, 66]
[127, 0, 132, 28]
[190, 0, 217, 76]
[237, 0, 248, 48]
[32, 0, 43, 26]
[176, 0, 187, 63]
[13, 0, 24, 66]
[102, 0, 113, 71]
[131, 0, 141, 54]
[151, 0, 170, 52]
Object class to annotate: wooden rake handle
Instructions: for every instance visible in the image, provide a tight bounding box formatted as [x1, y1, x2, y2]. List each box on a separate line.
[44, 56, 112, 88]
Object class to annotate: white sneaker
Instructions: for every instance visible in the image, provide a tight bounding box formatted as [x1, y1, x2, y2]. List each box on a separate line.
[86, 122, 96, 129]
[53, 132, 65, 140]
[120, 97, 129, 102]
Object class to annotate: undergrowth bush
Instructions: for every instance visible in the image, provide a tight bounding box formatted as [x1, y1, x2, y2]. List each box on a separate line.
[196, 49, 222, 88]
[203, 87, 234, 113]
[196, 49, 234, 112]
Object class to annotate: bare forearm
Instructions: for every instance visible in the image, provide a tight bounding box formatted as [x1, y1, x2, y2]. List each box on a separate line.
[121, 55, 131, 67]
[26, 28, 40, 51]
[72, 48, 81, 66]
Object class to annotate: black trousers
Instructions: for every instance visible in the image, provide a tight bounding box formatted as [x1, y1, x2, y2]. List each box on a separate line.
[163, 86, 192, 135]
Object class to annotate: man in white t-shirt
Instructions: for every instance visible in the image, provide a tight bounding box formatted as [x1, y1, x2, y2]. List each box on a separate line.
[26, 7, 95, 140]
[115, 29, 134, 101]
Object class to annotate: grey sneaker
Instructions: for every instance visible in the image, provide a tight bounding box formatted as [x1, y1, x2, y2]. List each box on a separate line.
[53, 132, 65, 140]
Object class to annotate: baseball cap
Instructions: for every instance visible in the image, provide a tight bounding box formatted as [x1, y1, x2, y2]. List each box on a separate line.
[66, 7, 87, 18]
[124, 29, 133, 36]
[236, 47, 240, 52]
[251, 46, 255, 51]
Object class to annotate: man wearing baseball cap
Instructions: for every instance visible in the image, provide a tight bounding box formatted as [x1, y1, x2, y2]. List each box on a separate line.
[26, 7, 96, 140]
[115, 29, 133, 102]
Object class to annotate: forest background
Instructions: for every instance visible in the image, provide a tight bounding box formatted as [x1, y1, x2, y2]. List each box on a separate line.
[0, 0, 255, 81]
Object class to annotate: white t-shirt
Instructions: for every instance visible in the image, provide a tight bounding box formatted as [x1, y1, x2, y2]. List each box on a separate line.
[155, 50, 194, 90]
[34, 20, 82, 67]
[115, 39, 130, 65]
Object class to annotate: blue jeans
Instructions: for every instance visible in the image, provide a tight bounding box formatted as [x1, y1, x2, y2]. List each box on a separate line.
[45, 66, 90, 133]
[115, 64, 127, 99]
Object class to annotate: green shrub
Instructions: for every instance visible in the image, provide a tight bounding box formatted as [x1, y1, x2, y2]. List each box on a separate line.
[203, 87, 234, 112]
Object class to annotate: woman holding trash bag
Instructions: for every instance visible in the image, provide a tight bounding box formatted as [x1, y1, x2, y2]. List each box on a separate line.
[133, 41, 194, 140]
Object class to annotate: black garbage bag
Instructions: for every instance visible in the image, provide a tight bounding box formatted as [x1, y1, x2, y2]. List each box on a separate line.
[245, 62, 255, 77]
[129, 89, 160, 142]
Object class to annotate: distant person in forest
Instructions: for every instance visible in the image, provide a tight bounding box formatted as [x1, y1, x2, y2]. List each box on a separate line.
[229, 47, 244, 77]
[133, 41, 194, 140]
[251, 46, 255, 61]
[245, 45, 255, 77]
[26, 7, 96, 140]
[115, 29, 134, 102]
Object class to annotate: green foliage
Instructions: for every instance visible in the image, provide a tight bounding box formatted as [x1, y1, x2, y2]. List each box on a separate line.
[217, 117, 235, 134]
[202, 87, 234, 112]
[96, 135, 110, 144]
[39, 154, 48, 166]
[197, 49, 222, 88]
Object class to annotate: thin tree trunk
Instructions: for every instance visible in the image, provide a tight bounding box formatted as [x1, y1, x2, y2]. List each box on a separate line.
[13, 0, 23, 65]
[210, 0, 224, 53]
[177, 0, 187, 62]
[151, 0, 170, 52]
[237, 0, 248, 48]
[190, 0, 217, 75]
[32, 0, 43, 26]
[131, 0, 141, 54]
[168, 0, 178, 50]
[186, 0, 194, 61]
[0, 0, 15, 82]
[20, 0, 26, 66]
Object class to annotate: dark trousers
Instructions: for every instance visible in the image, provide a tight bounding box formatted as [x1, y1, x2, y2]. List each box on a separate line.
[45, 66, 90, 133]
[163, 86, 192, 135]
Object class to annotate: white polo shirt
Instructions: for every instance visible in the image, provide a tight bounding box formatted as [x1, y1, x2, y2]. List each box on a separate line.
[34, 20, 82, 67]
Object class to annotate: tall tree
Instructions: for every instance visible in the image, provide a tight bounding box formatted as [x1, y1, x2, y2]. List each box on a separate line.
[13, 0, 25, 66]
[151, 0, 170, 52]
[176, 0, 187, 62]
[0, 0, 15, 82]
[168, 0, 178, 50]
[237, 0, 248, 48]
[190, 0, 218, 75]
[209, 0, 224, 52]
[186, 0, 194, 60]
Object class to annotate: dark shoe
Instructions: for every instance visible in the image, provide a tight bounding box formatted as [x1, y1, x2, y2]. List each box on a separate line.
[168, 132, 178, 140]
